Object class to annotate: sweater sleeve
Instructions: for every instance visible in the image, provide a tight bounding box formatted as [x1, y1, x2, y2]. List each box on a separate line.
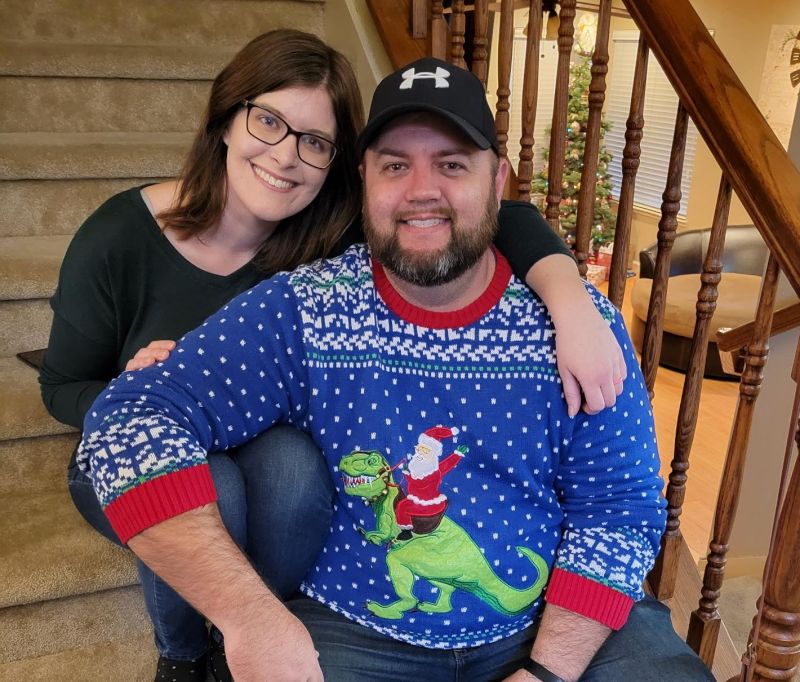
[38, 208, 123, 429]
[39, 312, 117, 429]
[77, 277, 308, 543]
[495, 200, 573, 282]
[544, 287, 666, 629]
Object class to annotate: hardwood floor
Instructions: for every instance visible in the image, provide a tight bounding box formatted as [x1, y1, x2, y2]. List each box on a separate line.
[607, 276, 740, 562]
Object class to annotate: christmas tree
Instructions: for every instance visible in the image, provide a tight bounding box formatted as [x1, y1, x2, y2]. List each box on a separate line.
[531, 53, 616, 252]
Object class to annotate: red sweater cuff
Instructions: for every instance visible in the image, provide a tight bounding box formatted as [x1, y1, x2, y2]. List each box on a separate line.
[545, 568, 634, 630]
[104, 464, 217, 544]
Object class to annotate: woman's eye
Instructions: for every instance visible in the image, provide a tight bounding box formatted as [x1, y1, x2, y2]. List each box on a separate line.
[302, 135, 323, 151]
[259, 114, 279, 128]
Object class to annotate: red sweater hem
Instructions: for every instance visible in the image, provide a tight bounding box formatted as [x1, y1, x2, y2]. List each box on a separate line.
[104, 464, 217, 544]
[545, 568, 634, 630]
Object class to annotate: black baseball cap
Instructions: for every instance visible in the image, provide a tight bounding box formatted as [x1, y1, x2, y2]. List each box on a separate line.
[357, 57, 499, 156]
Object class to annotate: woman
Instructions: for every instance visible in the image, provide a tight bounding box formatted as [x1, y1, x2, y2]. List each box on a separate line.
[40, 29, 624, 682]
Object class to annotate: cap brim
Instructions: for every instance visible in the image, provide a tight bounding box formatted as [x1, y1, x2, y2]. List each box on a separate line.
[357, 103, 494, 157]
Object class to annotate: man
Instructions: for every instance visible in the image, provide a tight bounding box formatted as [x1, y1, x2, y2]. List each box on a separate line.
[78, 58, 712, 681]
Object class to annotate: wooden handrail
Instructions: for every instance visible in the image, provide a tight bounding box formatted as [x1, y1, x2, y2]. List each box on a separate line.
[622, 0, 800, 296]
[717, 301, 800, 353]
[366, 0, 427, 69]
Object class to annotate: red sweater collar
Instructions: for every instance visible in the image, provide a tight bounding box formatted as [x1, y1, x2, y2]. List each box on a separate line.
[371, 246, 512, 329]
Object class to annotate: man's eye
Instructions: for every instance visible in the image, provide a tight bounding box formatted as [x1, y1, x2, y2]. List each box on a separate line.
[385, 163, 405, 172]
[443, 162, 464, 171]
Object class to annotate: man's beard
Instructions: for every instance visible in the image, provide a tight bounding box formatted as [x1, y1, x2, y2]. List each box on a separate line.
[362, 188, 499, 287]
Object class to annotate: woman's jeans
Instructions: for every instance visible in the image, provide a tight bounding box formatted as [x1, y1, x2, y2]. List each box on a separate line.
[68, 425, 335, 660]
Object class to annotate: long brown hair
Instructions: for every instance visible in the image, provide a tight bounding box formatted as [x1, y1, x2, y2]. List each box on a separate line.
[159, 29, 364, 275]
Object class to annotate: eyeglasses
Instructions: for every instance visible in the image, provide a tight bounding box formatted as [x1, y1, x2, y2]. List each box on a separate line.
[242, 100, 338, 170]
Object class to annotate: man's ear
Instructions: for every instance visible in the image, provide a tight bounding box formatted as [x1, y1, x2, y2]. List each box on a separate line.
[495, 156, 510, 202]
[358, 162, 365, 181]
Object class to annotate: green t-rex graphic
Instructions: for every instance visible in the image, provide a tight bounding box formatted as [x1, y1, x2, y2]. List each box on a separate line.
[339, 450, 550, 620]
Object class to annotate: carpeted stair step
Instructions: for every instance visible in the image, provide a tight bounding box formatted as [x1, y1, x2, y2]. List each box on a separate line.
[0, 0, 323, 46]
[0, 585, 151, 665]
[0, 487, 138, 609]
[0, 40, 235, 80]
[0, 235, 71, 300]
[0, 178, 160, 238]
[0, 632, 156, 681]
[0, 131, 194, 180]
[0, 357, 76, 440]
[1, 75, 212, 133]
[0, 235, 71, 355]
[0, 433, 78, 498]
[0, 298, 53, 358]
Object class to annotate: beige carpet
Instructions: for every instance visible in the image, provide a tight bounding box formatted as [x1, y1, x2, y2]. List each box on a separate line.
[718, 575, 799, 681]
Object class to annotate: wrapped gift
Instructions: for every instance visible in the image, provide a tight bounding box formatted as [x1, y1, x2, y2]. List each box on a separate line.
[586, 263, 607, 287]
[596, 244, 613, 271]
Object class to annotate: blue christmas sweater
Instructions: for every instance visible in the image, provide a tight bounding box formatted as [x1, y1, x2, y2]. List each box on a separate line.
[78, 244, 666, 649]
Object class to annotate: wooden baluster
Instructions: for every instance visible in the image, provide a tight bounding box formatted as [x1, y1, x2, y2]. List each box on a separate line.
[450, 0, 467, 68]
[471, 0, 490, 86]
[429, 0, 447, 60]
[648, 178, 732, 602]
[544, 0, 577, 232]
[410, 0, 428, 39]
[573, 0, 612, 277]
[686, 255, 782, 666]
[640, 103, 689, 397]
[494, 0, 515, 170]
[516, 0, 543, 201]
[745, 335, 800, 682]
[607, 35, 648, 309]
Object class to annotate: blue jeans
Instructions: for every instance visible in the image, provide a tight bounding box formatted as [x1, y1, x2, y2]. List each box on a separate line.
[286, 595, 715, 681]
[68, 425, 335, 660]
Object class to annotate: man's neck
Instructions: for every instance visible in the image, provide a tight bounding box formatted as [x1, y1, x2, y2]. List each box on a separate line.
[380, 249, 497, 312]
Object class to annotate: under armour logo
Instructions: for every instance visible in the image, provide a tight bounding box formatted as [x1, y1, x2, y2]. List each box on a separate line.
[399, 66, 451, 90]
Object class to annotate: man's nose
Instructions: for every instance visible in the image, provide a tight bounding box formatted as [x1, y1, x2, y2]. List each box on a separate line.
[404, 166, 441, 202]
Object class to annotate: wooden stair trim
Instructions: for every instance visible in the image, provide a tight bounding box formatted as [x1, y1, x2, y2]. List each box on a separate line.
[647, 537, 741, 681]
[366, 0, 427, 69]
[717, 301, 800, 353]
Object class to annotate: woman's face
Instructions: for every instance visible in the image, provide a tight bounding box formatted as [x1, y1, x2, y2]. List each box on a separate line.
[223, 84, 336, 232]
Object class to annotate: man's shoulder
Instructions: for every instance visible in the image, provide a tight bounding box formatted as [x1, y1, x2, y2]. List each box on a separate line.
[247, 244, 372, 306]
[288, 243, 373, 296]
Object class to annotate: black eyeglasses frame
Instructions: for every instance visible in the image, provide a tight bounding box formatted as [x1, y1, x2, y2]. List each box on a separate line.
[241, 100, 338, 170]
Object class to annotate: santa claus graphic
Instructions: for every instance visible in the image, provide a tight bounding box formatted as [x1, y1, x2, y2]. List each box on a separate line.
[395, 426, 467, 535]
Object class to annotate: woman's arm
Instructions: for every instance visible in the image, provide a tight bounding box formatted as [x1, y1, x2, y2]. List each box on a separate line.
[39, 312, 118, 429]
[495, 201, 626, 417]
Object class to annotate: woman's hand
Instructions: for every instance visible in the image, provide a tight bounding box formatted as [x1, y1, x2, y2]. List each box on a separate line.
[125, 340, 176, 371]
[523, 254, 627, 418]
[554, 310, 627, 417]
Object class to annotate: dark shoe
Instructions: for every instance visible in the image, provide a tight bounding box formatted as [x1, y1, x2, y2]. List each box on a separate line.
[208, 627, 233, 682]
[154, 654, 207, 682]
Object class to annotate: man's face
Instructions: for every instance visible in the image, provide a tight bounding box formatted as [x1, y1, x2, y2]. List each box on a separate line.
[360, 114, 508, 286]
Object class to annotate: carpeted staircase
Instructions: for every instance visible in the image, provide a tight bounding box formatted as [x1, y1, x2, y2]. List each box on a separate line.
[0, 1, 325, 679]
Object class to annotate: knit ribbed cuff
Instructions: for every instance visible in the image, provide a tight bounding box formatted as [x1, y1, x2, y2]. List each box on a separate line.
[104, 464, 217, 544]
[544, 568, 634, 630]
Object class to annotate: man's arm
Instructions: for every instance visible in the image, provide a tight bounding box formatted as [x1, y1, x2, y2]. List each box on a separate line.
[503, 604, 611, 682]
[128, 503, 322, 682]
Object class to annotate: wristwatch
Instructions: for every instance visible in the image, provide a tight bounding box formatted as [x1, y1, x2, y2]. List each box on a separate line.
[521, 658, 566, 682]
